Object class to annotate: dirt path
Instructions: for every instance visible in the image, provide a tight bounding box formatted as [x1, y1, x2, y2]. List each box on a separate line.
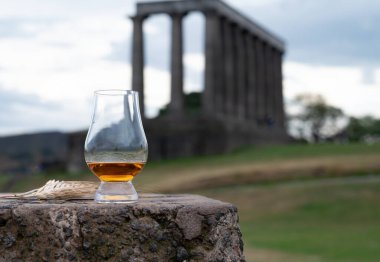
[137, 154, 380, 192]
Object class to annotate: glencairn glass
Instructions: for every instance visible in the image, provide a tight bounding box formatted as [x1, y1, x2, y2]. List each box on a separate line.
[84, 90, 148, 203]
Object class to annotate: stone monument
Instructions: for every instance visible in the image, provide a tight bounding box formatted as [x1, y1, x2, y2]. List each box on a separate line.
[58, 0, 288, 169]
[131, 0, 288, 160]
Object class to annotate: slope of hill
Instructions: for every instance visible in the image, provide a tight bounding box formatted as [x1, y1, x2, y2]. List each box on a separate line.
[0, 131, 68, 174]
[1, 143, 380, 261]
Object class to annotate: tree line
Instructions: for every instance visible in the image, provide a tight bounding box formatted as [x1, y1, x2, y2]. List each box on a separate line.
[289, 93, 380, 143]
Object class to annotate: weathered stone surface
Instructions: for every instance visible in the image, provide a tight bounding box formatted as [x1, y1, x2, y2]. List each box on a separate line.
[0, 194, 245, 262]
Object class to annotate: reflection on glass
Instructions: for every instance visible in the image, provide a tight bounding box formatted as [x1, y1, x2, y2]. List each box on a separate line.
[85, 90, 148, 203]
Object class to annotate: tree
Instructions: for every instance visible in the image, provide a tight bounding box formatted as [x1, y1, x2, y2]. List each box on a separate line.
[290, 94, 345, 142]
[158, 92, 201, 117]
[346, 116, 380, 142]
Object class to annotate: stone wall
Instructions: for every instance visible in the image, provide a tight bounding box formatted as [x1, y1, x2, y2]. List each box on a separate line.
[145, 115, 288, 160]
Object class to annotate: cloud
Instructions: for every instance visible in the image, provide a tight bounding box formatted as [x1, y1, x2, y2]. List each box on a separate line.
[0, 0, 379, 136]
[144, 15, 171, 72]
[0, 0, 135, 19]
[0, 6, 135, 135]
[229, 0, 380, 67]
[284, 61, 380, 118]
[0, 88, 63, 135]
[184, 53, 204, 94]
[0, 18, 53, 38]
[184, 53, 204, 72]
[0, 88, 58, 111]
[105, 38, 130, 62]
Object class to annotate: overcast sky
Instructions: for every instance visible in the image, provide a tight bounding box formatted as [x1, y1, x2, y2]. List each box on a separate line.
[0, 0, 379, 135]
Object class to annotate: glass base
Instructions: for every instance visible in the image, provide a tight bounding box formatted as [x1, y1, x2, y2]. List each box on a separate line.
[95, 181, 138, 203]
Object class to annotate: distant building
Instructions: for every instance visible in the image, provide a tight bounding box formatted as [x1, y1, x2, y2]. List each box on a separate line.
[131, 0, 288, 160]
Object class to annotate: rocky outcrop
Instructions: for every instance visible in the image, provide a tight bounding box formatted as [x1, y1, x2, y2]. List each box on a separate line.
[0, 194, 245, 261]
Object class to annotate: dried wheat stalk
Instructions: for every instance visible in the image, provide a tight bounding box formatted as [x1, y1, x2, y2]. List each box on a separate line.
[1, 180, 99, 200]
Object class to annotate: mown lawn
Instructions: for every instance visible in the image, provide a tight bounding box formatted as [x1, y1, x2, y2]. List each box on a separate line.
[198, 175, 380, 262]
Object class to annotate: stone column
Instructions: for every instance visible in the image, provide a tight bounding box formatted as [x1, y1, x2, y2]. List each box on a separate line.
[214, 16, 225, 116]
[131, 15, 145, 118]
[222, 20, 235, 116]
[246, 34, 256, 123]
[255, 39, 265, 126]
[169, 12, 185, 116]
[236, 28, 246, 120]
[265, 45, 275, 127]
[271, 49, 279, 127]
[203, 11, 221, 115]
[274, 50, 285, 129]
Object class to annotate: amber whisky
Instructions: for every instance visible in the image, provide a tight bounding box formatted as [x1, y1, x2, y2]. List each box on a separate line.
[87, 162, 145, 182]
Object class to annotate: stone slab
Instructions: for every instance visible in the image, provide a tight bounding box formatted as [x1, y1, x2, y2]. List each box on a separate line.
[0, 194, 245, 262]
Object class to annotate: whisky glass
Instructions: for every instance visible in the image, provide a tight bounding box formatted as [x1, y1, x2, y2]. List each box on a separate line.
[84, 90, 148, 203]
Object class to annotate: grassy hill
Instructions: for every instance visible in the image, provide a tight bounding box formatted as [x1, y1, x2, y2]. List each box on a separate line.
[200, 175, 380, 262]
[1, 143, 380, 261]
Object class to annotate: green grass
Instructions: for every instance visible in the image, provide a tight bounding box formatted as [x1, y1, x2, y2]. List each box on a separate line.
[145, 142, 380, 168]
[198, 175, 380, 262]
[0, 175, 10, 189]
